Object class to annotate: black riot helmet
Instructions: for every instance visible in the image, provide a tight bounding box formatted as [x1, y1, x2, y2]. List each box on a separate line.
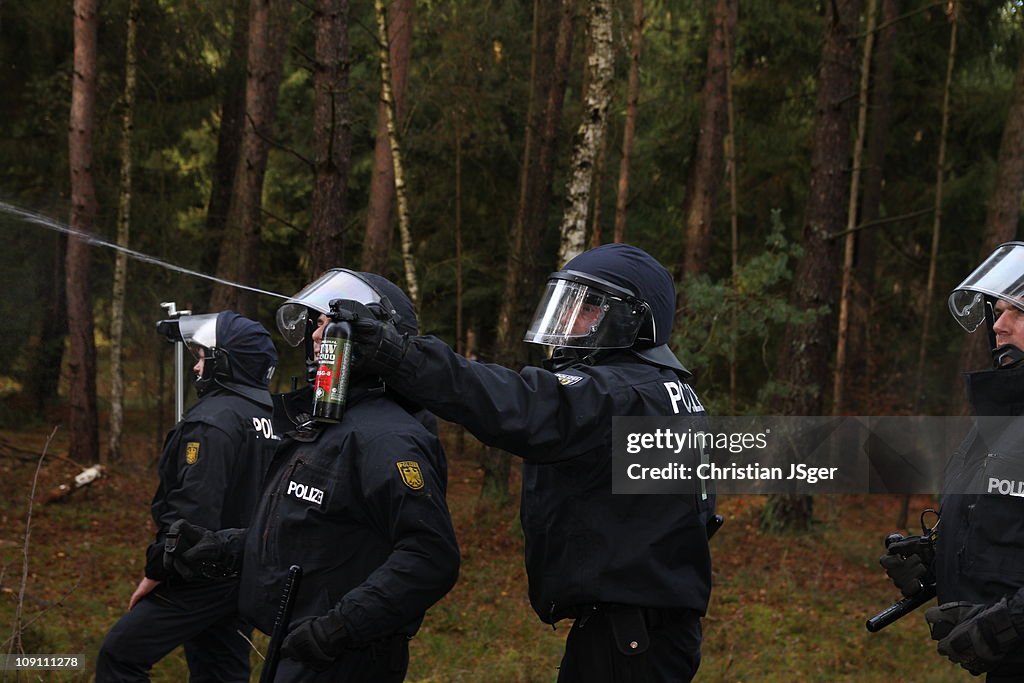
[524, 243, 690, 376]
[276, 269, 417, 380]
[949, 242, 1024, 368]
[165, 311, 277, 405]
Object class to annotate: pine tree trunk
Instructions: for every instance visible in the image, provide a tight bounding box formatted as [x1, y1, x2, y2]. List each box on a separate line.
[850, 0, 899, 407]
[833, 0, 878, 416]
[109, 0, 140, 464]
[486, 0, 576, 505]
[953, 43, 1024, 404]
[361, 0, 413, 276]
[201, 0, 249, 297]
[763, 0, 861, 533]
[558, 0, 614, 265]
[679, 0, 736, 281]
[725, 8, 739, 414]
[27, 237, 68, 412]
[66, 0, 100, 466]
[308, 0, 352, 278]
[915, 2, 958, 409]
[613, 0, 644, 244]
[374, 0, 418, 306]
[210, 0, 291, 315]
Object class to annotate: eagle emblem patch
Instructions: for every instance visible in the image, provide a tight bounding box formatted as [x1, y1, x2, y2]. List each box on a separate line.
[396, 461, 424, 490]
[185, 442, 200, 465]
[555, 372, 584, 387]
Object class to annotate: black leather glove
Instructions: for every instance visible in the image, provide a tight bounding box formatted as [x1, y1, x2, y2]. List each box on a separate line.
[879, 534, 934, 598]
[925, 599, 1021, 675]
[281, 612, 348, 669]
[162, 519, 244, 580]
[348, 310, 409, 378]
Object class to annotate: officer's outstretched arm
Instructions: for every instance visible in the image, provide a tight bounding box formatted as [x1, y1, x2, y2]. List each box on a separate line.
[384, 335, 621, 462]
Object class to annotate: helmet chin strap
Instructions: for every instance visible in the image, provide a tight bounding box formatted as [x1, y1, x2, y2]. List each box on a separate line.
[984, 298, 1024, 369]
[543, 347, 610, 372]
[993, 345, 1024, 369]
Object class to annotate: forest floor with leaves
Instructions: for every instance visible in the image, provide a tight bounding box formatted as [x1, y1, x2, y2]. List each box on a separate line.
[0, 417, 967, 682]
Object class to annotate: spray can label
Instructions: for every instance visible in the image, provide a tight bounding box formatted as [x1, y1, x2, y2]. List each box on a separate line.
[312, 326, 352, 422]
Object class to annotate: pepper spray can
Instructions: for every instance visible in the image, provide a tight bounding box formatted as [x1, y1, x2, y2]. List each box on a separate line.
[311, 302, 352, 423]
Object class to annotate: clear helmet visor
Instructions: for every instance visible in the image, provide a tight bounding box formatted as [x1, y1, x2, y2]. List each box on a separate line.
[276, 269, 382, 347]
[523, 276, 646, 349]
[177, 313, 219, 359]
[949, 242, 1024, 332]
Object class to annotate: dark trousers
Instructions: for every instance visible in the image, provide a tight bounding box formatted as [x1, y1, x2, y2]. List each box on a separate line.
[557, 606, 702, 683]
[96, 580, 251, 683]
[274, 636, 409, 683]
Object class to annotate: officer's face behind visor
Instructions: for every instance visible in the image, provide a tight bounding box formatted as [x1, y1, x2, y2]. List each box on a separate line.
[176, 313, 219, 360]
[276, 269, 382, 347]
[949, 242, 1024, 333]
[524, 273, 647, 349]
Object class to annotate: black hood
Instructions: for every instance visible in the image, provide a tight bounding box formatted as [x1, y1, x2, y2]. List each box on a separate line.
[215, 312, 277, 405]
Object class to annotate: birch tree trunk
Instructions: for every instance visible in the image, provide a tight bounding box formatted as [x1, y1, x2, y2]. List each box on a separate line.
[308, 0, 352, 278]
[361, 0, 413, 275]
[679, 0, 736, 281]
[589, 130, 608, 247]
[558, 0, 614, 265]
[763, 0, 861, 532]
[613, 0, 644, 244]
[833, 0, 878, 416]
[210, 0, 291, 315]
[109, 0, 140, 464]
[374, 0, 418, 306]
[66, 0, 100, 466]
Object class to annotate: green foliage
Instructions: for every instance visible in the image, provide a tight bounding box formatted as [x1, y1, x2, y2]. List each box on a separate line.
[675, 215, 825, 415]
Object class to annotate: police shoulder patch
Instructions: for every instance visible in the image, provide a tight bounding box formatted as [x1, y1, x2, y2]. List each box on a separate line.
[396, 461, 425, 490]
[554, 372, 584, 387]
[185, 441, 200, 465]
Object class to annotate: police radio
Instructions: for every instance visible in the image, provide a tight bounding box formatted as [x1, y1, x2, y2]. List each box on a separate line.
[311, 299, 353, 423]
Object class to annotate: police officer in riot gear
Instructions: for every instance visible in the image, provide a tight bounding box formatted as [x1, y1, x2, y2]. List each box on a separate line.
[349, 243, 714, 682]
[96, 311, 278, 683]
[881, 242, 1024, 679]
[165, 270, 459, 683]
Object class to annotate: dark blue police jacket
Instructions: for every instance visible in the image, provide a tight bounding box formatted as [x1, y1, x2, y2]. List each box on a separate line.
[237, 383, 460, 642]
[146, 387, 275, 582]
[386, 335, 714, 624]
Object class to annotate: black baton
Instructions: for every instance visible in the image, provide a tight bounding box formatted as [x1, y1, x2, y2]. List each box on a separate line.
[260, 564, 303, 683]
[865, 584, 936, 632]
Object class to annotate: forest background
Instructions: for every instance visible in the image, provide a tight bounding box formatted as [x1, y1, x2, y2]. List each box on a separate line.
[0, 0, 1023, 680]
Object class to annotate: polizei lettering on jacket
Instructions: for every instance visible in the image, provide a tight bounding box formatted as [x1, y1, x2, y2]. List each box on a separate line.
[287, 480, 325, 505]
[988, 477, 1024, 497]
[664, 380, 705, 414]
